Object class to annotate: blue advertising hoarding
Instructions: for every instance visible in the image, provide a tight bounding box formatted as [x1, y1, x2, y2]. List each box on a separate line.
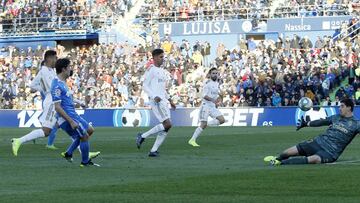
[0, 106, 345, 128]
[158, 16, 352, 37]
[159, 20, 254, 36]
[266, 16, 352, 32]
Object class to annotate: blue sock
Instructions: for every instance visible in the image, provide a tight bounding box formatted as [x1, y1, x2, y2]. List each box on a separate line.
[80, 141, 90, 164]
[47, 127, 58, 146]
[66, 137, 80, 155]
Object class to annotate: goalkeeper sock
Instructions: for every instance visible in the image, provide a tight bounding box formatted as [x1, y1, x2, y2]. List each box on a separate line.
[142, 124, 165, 138]
[281, 157, 308, 165]
[191, 127, 203, 141]
[150, 131, 167, 152]
[277, 152, 290, 161]
[19, 129, 45, 144]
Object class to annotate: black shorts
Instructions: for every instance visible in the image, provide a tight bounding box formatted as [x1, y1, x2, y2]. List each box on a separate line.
[296, 139, 336, 163]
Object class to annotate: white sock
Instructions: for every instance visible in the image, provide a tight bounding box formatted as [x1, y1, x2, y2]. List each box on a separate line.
[19, 129, 45, 144]
[150, 131, 167, 152]
[142, 124, 165, 138]
[208, 119, 220, 126]
[191, 127, 203, 141]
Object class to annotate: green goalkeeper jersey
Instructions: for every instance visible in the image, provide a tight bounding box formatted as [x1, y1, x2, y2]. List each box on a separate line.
[314, 115, 360, 159]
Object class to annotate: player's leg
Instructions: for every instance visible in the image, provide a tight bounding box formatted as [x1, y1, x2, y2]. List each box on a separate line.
[306, 155, 322, 164]
[266, 140, 320, 165]
[189, 105, 208, 147]
[136, 101, 167, 149]
[60, 121, 80, 162]
[11, 126, 51, 156]
[208, 108, 224, 126]
[12, 102, 57, 155]
[309, 150, 336, 164]
[74, 117, 100, 166]
[46, 126, 59, 150]
[148, 101, 172, 157]
[149, 118, 171, 157]
[189, 121, 207, 147]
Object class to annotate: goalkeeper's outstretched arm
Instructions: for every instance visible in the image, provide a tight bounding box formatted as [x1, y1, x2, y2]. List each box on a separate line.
[308, 119, 332, 127]
[297, 117, 332, 131]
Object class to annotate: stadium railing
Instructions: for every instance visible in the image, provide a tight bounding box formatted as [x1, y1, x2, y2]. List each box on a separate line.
[0, 15, 111, 37]
[332, 20, 360, 41]
[135, 3, 354, 23]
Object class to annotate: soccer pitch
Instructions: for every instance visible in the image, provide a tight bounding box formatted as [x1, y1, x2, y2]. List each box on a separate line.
[1, 126, 360, 203]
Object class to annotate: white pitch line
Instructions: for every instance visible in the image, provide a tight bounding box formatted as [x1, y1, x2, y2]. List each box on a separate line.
[327, 159, 360, 165]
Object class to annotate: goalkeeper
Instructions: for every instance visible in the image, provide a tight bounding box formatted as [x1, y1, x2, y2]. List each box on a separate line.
[264, 98, 360, 165]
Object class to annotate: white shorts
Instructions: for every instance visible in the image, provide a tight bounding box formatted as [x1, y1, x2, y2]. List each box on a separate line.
[199, 104, 222, 122]
[39, 94, 57, 129]
[151, 100, 170, 123]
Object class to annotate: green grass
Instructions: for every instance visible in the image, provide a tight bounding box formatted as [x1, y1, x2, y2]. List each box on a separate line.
[1, 126, 360, 202]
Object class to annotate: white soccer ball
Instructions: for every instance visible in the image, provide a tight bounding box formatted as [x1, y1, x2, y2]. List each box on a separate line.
[298, 97, 313, 111]
[303, 108, 328, 121]
[121, 109, 141, 127]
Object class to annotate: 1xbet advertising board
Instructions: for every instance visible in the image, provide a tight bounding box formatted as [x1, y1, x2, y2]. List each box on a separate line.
[0, 107, 343, 128]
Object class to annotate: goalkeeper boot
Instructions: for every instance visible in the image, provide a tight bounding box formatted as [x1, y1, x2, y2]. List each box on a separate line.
[264, 156, 281, 166]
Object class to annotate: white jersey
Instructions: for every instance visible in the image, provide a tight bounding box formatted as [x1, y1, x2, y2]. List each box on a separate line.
[142, 64, 170, 101]
[30, 65, 57, 128]
[30, 65, 57, 96]
[202, 79, 220, 107]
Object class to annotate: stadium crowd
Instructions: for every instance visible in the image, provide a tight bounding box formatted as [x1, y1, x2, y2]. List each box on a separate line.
[274, 0, 360, 18]
[136, 0, 360, 23]
[0, 0, 133, 33]
[0, 33, 359, 109]
[137, 0, 272, 22]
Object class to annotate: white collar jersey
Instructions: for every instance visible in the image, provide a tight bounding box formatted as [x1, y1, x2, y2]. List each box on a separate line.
[202, 79, 220, 106]
[142, 64, 170, 101]
[30, 65, 57, 95]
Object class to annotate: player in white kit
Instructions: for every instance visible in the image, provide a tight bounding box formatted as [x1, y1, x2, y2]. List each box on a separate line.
[12, 50, 58, 156]
[136, 48, 176, 157]
[188, 67, 225, 147]
[12, 54, 101, 159]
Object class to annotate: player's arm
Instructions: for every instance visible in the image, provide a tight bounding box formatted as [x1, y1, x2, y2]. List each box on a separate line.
[51, 83, 78, 129]
[168, 97, 176, 109]
[308, 119, 332, 127]
[297, 116, 332, 131]
[73, 98, 86, 108]
[29, 71, 43, 93]
[54, 102, 78, 129]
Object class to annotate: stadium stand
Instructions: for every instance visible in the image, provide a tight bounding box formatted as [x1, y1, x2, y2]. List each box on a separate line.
[0, 0, 359, 109]
[0, 33, 359, 109]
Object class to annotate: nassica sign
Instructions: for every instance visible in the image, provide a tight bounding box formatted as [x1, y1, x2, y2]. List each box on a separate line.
[267, 16, 352, 32]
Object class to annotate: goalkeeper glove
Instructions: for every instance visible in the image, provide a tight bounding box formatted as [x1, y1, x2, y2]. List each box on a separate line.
[296, 116, 309, 131]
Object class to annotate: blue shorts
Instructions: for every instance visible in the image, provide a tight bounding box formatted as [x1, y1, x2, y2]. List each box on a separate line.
[60, 116, 90, 139]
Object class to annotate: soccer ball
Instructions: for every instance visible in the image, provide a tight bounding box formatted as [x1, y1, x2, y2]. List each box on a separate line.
[121, 109, 141, 127]
[303, 107, 328, 121]
[298, 97, 313, 111]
